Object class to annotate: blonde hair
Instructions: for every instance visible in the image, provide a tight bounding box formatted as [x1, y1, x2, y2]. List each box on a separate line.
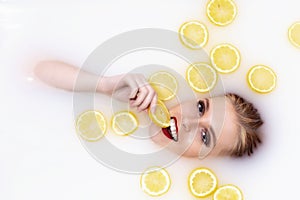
[225, 93, 263, 157]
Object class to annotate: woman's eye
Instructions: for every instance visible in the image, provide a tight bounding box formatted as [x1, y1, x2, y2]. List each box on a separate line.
[197, 100, 205, 116]
[201, 130, 210, 146]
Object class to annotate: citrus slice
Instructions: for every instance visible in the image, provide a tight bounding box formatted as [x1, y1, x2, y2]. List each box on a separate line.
[111, 111, 138, 136]
[149, 71, 178, 101]
[207, 0, 237, 26]
[247, 65, 277, 94]
[148, 100, 170, 128]
[179, 21, 209, 49]
[140, 166, 171, 197]
[76, 110, 107, 142]
[188, 167, 218, 198]
[211, 43, 240, 73]
[213, 185, 243, 200]
[288, 22, 300, 48]
[186, 62, 217, 93]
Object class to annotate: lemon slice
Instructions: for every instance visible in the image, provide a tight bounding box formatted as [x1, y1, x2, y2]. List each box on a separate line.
[186, 62, 217, 93]
[149, 71, 178, 101]
[247, 65, 277, 94]
[188, 167, 218, 198]
[148, 100, 170, 128]
[213, 185, 243, 200]
[211, 44, 240, 73]
[207, 0, 237, 26]
[179, 21, 208, 49]
[111, 111, 138, 136]
[288, 22, 300, 48]
[140, 166, 171, 197]
[76, 110, 107, 142]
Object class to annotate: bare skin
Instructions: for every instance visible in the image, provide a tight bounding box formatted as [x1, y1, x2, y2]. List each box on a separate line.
[34, 61, 239, 158]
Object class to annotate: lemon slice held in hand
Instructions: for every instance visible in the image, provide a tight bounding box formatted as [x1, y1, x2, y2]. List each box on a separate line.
[186, 62, 217, 93]
[213, 184, 243, 200]
[111, 111, 138, 136]
[149, 71, 178, 101]
[148, 100, 170, 128]
[140, 166, 171, 197]
[211, 43, 241, 73]
[179, 20, 209, 49]
[207, 0, 237, 26]
[247, 65, 277, 94]
[76, 110, 107, 142]
[288, 22, 300, 48]
[188, 167, 218, 198]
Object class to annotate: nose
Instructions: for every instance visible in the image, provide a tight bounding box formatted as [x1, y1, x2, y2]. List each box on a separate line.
[181, 115, 201, 132]
[182, 118, 191, 132]
[181, 111, 210, 133]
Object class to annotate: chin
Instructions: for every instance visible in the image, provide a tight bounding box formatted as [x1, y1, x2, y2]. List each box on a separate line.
[149, 123, 171, 147]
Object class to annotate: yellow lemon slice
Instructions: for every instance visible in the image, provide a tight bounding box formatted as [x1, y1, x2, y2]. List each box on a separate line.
[179, 21, 209, 49]
[188, 167, 218, 198]
[288, 22, 300, 48]
[213, 184, 243, 200]
[140, 166, 171, 197]
[211, 43, 240, 73]
[207, 0, 237, 26]
[111, 111, 138, 136]
[149, 71, 178, 101]
[148, 100, 170, 128]
[247, 65, 277, 94]
[76, 110, 107, 142]
[186, 62, 217, 93]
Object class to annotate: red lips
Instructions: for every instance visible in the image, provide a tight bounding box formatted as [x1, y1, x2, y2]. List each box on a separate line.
[161, 117, 178, 141]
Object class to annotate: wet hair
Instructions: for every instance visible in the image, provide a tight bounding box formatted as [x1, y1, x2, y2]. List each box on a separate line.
[225, 93, 263, 157]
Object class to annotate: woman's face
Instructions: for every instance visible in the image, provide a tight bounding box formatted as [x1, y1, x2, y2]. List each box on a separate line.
[149, 96, 239, 158]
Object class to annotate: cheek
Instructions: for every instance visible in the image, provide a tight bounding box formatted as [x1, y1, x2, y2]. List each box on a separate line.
[149, 123, 170, 146]
[181, 136, 203, 157]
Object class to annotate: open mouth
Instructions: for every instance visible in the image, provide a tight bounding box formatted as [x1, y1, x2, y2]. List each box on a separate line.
[162, 117, 178, 142]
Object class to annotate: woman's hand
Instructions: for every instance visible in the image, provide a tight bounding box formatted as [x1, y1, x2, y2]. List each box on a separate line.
[34, 61, 157, 112]
[100, 74, 157, 112]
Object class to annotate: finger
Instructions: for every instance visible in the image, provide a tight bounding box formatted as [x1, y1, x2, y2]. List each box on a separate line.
[137, 88, 156, 111]
[131, 87, 148, 108]
[128, 75, 145, 100]
[129, 83, 139, 99]
[149, 92, 158, 113]
[129, 88, 139, 100]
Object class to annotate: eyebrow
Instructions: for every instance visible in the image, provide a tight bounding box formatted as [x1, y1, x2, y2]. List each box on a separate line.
[208, 126, 217, 147]
[204, 98, 209, 111]
[204, 98, 217, 147]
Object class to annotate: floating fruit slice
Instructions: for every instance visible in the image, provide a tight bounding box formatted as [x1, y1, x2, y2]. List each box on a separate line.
[213, 184, 243, 200]
[76, 110, 107, 141]
[188, 167, 218, 198]
[140, 166, 171, 197]
[111, 111, 138, 136]
[210, 43, 240, 73]
[148, 100, 170, 128]
[207, 0, 237, 26]
[179, 20, 209, 49]
[247, 65, 277, 94]
[186, 62, 217, 93]
[149, 71, 178, 101]
[288, 22, 300, 48]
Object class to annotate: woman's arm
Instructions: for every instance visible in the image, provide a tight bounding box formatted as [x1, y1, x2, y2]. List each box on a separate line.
[34, 61, 157, 112]
[34, 61, 103, 92]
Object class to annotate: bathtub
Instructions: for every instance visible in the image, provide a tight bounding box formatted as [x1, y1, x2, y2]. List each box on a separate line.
[1, 0, 300, 199]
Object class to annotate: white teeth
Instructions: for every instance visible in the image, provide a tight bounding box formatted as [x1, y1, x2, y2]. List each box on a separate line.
[169, 118, 178, 141]
[170, 119, 175, 125]
[170, 125, 176, 132]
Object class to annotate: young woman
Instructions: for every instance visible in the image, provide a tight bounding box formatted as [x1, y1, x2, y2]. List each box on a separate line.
[35, 61, 263, 159]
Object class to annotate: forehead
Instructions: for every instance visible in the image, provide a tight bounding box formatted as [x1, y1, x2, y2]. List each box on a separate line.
[209, 96, 239, 153]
